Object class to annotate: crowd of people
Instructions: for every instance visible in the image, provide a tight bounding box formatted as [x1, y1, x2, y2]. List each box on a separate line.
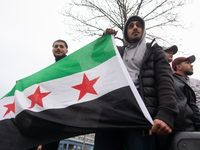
[26, 15, 200, 150]
[95, 16, 200, 150]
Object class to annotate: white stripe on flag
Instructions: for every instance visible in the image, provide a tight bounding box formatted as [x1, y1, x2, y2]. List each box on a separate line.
[14, 56, 129, 115]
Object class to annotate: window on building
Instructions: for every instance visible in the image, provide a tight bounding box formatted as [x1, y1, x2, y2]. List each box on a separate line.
[58, 143, 63, 150]
[68, 144, 76, 150]
[63, 144, 67, 150]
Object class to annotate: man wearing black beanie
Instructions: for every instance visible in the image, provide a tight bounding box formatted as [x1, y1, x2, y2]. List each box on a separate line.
[94, 16, 178, 150]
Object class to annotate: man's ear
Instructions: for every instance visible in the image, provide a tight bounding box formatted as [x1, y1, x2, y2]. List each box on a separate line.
[176, 64, 182, 71]
[65, 49, 68, 54]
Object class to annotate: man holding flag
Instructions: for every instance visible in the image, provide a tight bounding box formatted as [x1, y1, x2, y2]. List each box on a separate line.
[94, 16, 178, 150]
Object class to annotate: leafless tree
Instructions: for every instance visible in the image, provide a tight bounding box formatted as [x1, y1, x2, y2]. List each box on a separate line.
[61, 0, 192, 46]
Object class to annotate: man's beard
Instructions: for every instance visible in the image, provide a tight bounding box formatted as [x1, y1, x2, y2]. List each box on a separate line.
[185, 71, 193, 76]
[54, 54, 66, 62]
[130, 37, 140, 43]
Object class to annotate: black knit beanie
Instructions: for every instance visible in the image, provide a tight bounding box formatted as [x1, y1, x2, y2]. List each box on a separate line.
[126, 16, 144, 29]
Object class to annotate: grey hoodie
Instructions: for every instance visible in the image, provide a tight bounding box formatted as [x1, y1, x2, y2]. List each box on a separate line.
[122, 16, 146, 88]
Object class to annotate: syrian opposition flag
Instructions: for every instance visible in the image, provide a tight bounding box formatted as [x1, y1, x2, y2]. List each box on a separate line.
[0, 35, 153, 150]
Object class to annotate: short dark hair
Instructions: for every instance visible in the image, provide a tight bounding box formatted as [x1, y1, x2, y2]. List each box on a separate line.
[53, 39, 68, 49]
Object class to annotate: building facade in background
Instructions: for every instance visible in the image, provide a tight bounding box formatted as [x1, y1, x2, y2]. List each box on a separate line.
[58, 134, 95, 150]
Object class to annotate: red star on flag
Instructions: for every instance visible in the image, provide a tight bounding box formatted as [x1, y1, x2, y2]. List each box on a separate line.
[3, 101, 15, 117]
[27, 86, 51, 109]
[72, 73, 100, 101]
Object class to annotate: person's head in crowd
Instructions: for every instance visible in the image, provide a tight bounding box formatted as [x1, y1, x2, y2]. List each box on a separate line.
[172, 55, 195, 78]
[52, 39, 68, 61]
[163, 45, 178, 63]
[124, 16, 145, 44]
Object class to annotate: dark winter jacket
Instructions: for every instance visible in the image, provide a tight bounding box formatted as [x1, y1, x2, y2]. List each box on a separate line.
[173, 73, 200, 131]
[118, 41, 178, 129]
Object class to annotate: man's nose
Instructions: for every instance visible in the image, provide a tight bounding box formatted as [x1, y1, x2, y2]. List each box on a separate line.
[56, 48, 60, 51]
[133, 26, 138, 30]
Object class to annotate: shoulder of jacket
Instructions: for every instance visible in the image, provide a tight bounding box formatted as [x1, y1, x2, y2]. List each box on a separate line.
[173, 73, 188, 85]
[147, 39, 160, 49]
[117, 46, 126, 57]
[146, 39, 163, 55]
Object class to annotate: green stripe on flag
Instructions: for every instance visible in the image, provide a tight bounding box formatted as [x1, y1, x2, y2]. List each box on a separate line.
[1, 35, 116, 99]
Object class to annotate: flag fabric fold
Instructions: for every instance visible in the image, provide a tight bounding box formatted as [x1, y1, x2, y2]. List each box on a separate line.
[0, 35, 153, 150]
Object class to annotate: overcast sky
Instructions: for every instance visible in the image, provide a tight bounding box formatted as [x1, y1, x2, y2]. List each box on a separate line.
[0, 0, 200, 98]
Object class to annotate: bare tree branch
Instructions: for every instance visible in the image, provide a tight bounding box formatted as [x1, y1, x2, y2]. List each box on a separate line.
[135, 0, 144, 15]
[143, 0, 168, 19]
[61, 0, 192, 46]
